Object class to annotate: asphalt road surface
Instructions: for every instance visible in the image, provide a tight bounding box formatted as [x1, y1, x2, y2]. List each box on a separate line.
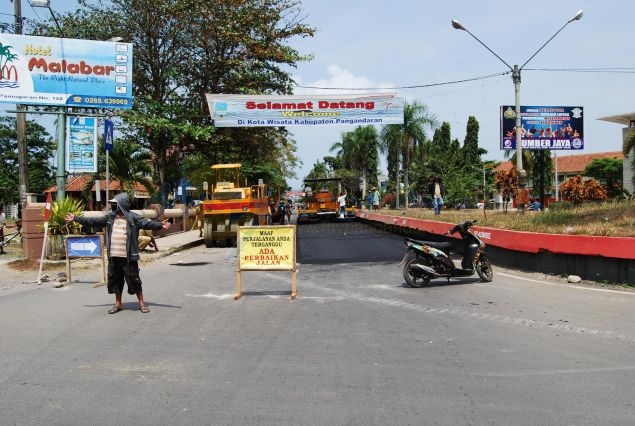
[2, 220, 635, 425]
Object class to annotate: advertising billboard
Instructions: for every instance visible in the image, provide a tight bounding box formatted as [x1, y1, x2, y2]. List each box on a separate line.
[66, 115, 97, 174]
[0, 34, 133, 109]
[206, 93, 404, 127]
[500, 105, 584, 151]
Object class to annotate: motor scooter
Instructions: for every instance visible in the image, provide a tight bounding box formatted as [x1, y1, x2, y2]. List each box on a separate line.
[400, 220, 493, 287]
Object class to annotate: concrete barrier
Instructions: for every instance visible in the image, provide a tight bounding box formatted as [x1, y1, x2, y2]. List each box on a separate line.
[357, 211, 635, 285]
[21, 200, 197, 261]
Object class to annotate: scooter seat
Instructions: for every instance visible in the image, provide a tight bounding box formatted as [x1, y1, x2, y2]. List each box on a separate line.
[426, 241, 453, 252]
[406, 238, 453, 253]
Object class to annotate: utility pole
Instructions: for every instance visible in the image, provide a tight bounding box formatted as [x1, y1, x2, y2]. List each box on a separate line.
[14, 0, 29, 210]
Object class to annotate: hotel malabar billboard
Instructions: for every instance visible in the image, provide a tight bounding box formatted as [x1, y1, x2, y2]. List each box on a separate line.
[500, 105, 584, 151]
[0, 34, 133, 109]
[206, 93, 404, 127]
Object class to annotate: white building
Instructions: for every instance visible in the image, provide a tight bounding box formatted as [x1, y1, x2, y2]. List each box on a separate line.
[598, 112, 635, 195]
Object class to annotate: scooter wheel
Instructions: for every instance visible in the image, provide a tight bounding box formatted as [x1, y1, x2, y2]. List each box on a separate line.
[476, 254, 494, 282]
[403, 256, 431, 288]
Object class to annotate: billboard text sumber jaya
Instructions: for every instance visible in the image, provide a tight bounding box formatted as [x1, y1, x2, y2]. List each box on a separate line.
[0, 34, 133, 109]
[500, 106, 583, 150]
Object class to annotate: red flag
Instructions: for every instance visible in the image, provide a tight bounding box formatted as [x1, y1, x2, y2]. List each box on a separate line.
[44, 192, 52, 221]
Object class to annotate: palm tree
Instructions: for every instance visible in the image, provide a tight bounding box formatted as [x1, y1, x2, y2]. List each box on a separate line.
[380, 101, 437, 209]
[329, 125, 379, 197]
[108, 139, 155, 195]
[504, 148, 534, 183]
[82, 138, 156, 204]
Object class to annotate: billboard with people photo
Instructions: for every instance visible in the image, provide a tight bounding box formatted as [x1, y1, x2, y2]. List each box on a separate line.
[500, 105, 584, 151]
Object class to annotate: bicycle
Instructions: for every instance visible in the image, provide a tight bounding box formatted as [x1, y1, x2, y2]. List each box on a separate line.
[0, 227, 22, 250]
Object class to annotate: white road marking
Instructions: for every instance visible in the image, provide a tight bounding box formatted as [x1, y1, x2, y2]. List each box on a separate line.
[497, 271, 635, 296]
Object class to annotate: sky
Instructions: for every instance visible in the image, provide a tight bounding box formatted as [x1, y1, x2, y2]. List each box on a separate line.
[6, 0, 635, 191]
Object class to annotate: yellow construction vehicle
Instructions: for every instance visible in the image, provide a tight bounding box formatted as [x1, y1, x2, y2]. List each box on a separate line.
[201, 164, 270, 247]
[297, 178, 356, 224]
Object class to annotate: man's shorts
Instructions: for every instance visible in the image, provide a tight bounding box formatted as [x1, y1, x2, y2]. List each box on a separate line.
[107, 257, 143, 295]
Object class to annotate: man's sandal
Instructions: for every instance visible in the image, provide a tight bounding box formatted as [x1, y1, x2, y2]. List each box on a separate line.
[108, 305, 123, 314]
[138, 305, 150, 313]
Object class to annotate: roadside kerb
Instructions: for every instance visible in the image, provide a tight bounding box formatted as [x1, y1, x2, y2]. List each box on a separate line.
[357, 211, 635, 284]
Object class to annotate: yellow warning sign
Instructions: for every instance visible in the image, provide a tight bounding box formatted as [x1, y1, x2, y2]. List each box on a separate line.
[235, 225, 297, 300]
[238, 225, 295, 270]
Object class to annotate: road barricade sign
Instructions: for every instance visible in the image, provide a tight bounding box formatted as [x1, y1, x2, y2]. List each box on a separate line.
[65, 235, 106, 286]
[235, 225, 296, 300]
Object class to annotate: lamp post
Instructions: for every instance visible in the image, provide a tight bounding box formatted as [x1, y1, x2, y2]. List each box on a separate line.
[14, 0, 28, 211]
[451, 10, 583, 186]
[30, 0, 67, 200]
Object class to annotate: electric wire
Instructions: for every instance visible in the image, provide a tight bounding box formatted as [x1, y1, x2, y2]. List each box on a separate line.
[294, 67, 635, 91]
[294, 71, 510, 91]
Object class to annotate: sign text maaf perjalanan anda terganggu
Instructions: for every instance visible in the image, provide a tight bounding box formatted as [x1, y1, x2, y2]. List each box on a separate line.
[245, 100, 376, 111]
[26, 44, 114, 76]
[241, 230, 292, 266]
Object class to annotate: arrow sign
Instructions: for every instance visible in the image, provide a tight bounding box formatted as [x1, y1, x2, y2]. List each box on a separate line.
[67, 236, 102, 258]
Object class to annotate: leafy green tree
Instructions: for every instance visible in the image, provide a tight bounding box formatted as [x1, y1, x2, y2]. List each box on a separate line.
[414, 122, 459, 189]
[413, 118, 486, 208]
[329, 125, 379, 197]
[380, 101, 437, 208]
[450, 116, 487, 205]
[0, 117, 54, 205]
[462, 116, 487, 165]
[530, 150, 554, 203]
[29, 0, 314, 191]
[584, 157, 623, 198]
[305, 160, 331, 181]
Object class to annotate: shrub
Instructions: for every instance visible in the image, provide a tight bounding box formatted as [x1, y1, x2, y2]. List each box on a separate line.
[560, 175, 607, 204]
[46, 197, 85, 235]
[383, 193, 395, 208]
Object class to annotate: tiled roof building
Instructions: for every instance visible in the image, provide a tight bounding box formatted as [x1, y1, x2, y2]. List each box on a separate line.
[44, 175, 154, 210]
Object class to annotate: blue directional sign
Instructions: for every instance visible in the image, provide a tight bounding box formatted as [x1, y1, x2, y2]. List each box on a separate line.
[66, 235, 102, 258]
[104, 119, 114, 152]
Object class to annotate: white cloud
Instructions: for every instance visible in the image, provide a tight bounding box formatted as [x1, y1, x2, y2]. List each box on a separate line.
[294, 65, 395, 95]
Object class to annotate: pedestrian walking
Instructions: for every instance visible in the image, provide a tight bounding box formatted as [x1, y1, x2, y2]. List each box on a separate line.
[371, 187, 380, 211]
[65, 193, 171, 314]
[428, 176, 445, 215]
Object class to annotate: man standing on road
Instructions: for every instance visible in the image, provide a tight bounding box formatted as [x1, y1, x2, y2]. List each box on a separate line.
[65, 193, 171, 314]
[337, 192, 347, 219]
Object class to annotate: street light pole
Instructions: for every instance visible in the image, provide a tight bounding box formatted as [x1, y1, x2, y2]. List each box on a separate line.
[451, 10, 583, 186]
[30, 0, 68, 200]
[14, 0, 29, 211]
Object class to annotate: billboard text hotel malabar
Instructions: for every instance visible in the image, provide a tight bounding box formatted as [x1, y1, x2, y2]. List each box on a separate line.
[0, 33, 133, 109]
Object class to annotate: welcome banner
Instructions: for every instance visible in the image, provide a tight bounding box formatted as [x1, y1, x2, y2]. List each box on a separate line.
[206, 93, 404, 127]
